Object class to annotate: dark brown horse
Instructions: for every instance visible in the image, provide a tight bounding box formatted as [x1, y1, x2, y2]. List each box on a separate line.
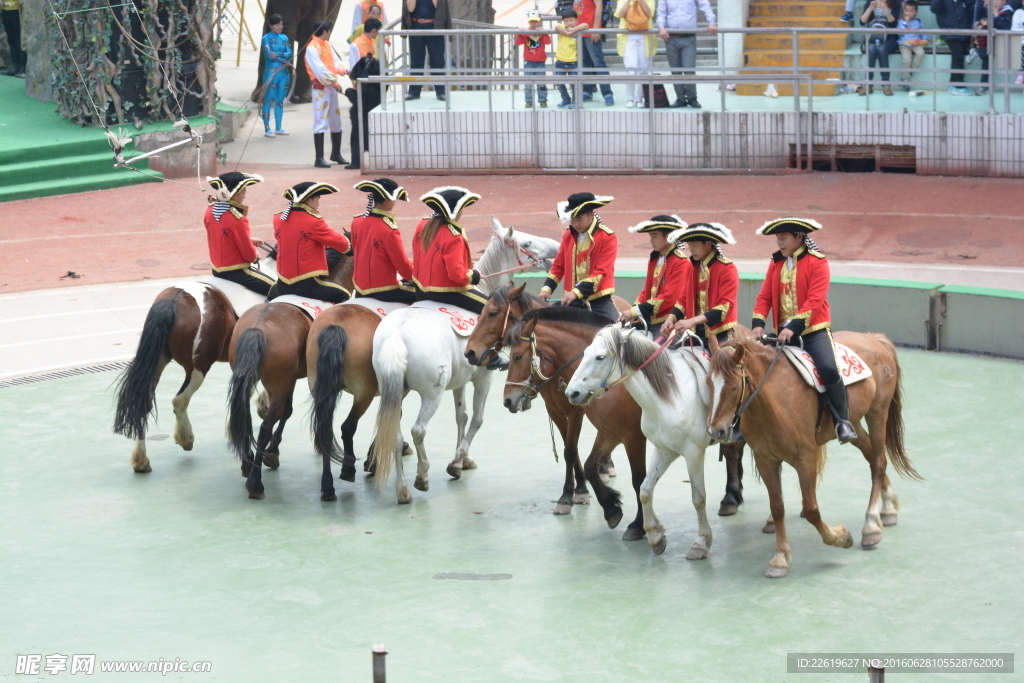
[226, 301, 314, 499]
[112, 253, 352, 475]
[706, 332, 920, 578]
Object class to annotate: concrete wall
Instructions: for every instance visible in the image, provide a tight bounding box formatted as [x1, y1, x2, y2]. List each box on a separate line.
[133, 120, 218, 178]
[515, 271, 1024, 360]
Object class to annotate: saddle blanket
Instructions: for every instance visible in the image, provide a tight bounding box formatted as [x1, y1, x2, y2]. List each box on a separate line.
[669, 332, 713, 406]
[270, 295, 334, 319]
[409, 300, 479, 337]
[342, 297, 409, 318]
[174, 277, 266, 318]
[783, 342, 872, 393]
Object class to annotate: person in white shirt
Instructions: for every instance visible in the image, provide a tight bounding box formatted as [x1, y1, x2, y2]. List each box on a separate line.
[305, 19, 349, 168]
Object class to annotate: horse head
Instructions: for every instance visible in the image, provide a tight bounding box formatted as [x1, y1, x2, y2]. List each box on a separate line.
[706, 341, 748, 442]
[502, 316, 539, 413]
[564, 325, 621, 406]
[464, 282, 529, 366]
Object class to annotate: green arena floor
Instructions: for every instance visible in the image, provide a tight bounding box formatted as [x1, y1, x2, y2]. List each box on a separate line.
[1, 349, 1021, 681]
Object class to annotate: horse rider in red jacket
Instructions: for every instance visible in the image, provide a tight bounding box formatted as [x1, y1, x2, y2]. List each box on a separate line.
[662, 221, 740, 345]
[350, 178, 417, 304]
[540, 192, 619, 322]
[411, 186, 487, 314]
[204, 171, 276, 296]
[751, 217, 857, 444]
[267, 181, 352, 303]
[619, 215, 688, 334]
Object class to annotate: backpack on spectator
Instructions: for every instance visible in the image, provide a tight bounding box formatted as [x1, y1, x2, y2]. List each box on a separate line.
[624, 0, 648, 31]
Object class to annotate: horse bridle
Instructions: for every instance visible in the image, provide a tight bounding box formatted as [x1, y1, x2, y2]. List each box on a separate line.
[504, 332, 585, 399]
[725, 345, 784, 440]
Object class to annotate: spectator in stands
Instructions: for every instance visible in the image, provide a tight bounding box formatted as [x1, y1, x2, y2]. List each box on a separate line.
[576, 0, 615, 105]
[897, 1, 928, 90]
[861, 0, 901, 95]
[970, 0, 1015, 94]
[349, 4, 383, 43]
[353, 0, 386, 33]
[932, 0, 975, 95]
[555, 9, 589, 108]
[616, 0, 656, 107]
[1014, 5, 1024, 85]
[516, 9, 551, 108]
[402, 0, 451, 101]
[657, 0, 717, 108]
[2, 0, 26, 77]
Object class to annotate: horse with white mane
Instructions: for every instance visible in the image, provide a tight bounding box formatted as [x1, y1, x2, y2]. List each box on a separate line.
[368, 218, 559, 504]
[565, 325, 716, 558]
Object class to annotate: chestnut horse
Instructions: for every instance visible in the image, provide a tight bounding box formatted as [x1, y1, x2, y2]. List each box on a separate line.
[705, 332, 920, 578]
[112, 251, 281, 473]
[226, 296, 325, 499]
[499, 306, 651, 541]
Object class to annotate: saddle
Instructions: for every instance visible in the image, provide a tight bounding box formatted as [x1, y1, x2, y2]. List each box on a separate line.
[342, 297, 409, 319]
[781, 343, 872, 393]
[270, 295, 335, 319]
[668, 332, 712, 406]
[409, 300, 479, 337]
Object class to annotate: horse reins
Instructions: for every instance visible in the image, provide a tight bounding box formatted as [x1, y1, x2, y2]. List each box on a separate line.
[728, 345, 784, 434]
[504, 333, 585, 399]
[598, 329, 677, 396]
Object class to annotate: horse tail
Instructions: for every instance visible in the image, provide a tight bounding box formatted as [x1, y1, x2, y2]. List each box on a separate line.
[311, 325, 348, 465]
[226, 328, 266, 461]
[113, 297, 177, 440]
[875, 335, 922, 481]
[370, 334, 408, 489]
[816, 443, 829, 485]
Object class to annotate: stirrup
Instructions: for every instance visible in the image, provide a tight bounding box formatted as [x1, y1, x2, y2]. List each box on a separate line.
[835, 420, 857, 444]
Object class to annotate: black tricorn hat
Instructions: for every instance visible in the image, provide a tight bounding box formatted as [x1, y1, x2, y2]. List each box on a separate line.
[557, 192, 614, 224]
[207, 171, 263, 201]
[629, 214, 686, 234]
[757, 217, 823, 236]
[354, 178, 409, 203]
[285, 181, 340, 204]
[420, 186, 481, 222]
[670, 222, 737, 245]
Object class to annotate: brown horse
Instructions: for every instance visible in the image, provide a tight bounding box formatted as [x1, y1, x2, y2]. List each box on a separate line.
[306, 303, 385, 501]
[226, 301, 314, 499]
[113, 255, 353, 475]
[705, 332, 921, 578]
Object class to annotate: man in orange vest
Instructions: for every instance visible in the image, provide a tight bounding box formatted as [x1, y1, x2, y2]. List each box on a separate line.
[305, 19, 349, 168]
[349, 18, 381, 67]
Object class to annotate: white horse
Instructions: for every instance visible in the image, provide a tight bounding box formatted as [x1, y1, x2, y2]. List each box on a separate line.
[564, 326, 715, 559]
[370, 218, 559, 504]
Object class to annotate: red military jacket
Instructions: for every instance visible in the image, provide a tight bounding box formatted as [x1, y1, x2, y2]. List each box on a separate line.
[204, 202, 258, 272]
[633, 247, 688, 325]
[752, 244, 831, 335]
[543, 218, 617, 301]
[678, 251, 740, 336]
[412, 219, 475, 293]
[272, 204, 351, 284]
[350, 208, 413, 295]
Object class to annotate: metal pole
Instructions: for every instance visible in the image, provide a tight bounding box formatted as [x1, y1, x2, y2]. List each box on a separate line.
[806, 74, 814, 173]
[867, 662, 884, 683]
[931, 38, 937, 112]
[647, 72, 655, 171]
[987, 0, 995, 114]
[372, 644, 387, 683]
[236, 0, 245, 66]
[357, 80, 365, 173]
[1004, 30, 1011, 114]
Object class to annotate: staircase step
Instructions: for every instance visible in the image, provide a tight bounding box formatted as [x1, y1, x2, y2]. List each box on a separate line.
[747, 17, 850, 27]
[744, 50, 847, 67]
[0, 138, 109, 167]
[749, 3, 847, 17]
[744, 33, 848, 51]
[734, 81, 840, 96]
[0, 151, 126, 187]
[0, 170, 162, 203]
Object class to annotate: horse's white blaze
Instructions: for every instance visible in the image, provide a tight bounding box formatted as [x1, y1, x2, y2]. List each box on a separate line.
[710, 373, 726, 426]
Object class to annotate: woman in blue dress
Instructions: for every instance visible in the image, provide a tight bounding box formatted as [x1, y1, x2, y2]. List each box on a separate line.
[261, 14, 293, 137]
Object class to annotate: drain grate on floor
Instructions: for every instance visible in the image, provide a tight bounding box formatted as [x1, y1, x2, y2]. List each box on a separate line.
[432, 572, 512, 581]
[0, 361, 130, 389]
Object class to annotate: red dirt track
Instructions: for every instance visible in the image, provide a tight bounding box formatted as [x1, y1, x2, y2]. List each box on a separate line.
[2, 167, 1021, 293]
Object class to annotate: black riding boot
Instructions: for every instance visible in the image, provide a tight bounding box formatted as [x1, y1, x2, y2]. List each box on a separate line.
[329, 132, 348, 165]
[824, 379, 857, 444]
[314, 133, 330, 168]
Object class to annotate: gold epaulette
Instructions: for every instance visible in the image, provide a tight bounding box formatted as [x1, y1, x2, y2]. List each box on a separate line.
[596, 223, 614, 235]
[671, 247, 687, 260]
[228, 207, 244, 219]
[807, 249, 826, 259]
[715, 253, 733, 265]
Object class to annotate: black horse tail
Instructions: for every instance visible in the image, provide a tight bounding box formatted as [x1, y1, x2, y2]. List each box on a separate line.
[875, 335, 922, 481]
[113, 297, 176, 440]
[311, 325, 348, 465]
[227, 328, 266, 461]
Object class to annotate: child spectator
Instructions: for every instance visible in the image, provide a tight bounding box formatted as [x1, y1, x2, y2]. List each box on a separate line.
[860, 0, 901, 95]
[348, 3, 383, 43]
[516, 9, 551, 107]
[1014, 5, 1024, 85]
[260, 14, 292, 137]
[970, 0, 1016, 94]
[897, 1, 927, 90]
[615, 0, 655, 107]
[554, 9, 589, 108]
[352, 0, 387, 32]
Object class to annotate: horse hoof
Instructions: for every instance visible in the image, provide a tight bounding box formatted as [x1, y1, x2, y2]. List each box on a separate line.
[718, 503, 738, 517]
[651, 536, 667, 556]
[686, 543, 708, 561]
[414, 477, 429, 492]
[573, 492, 591, 505]
[321, 490, 337, 502]
[599, 473, 610, 484]
[446, 463, 462, 480]
[765, 565, 789, 579]
[461, 456, 477, 470]
[364, 459, 374, 473]
[339, 467, 356, 483]
[402, 442, 413, 456]
[248, 490, 265, 500]
[605, 509, 623, 529]
[836, 527, 854, 548]
[880, 513, 898, 527]
[606, 464, 617, 478]
[861, 531, 882, 548]
[397, 493, 413, 505]
[762, 520, 776, 534]
[621, 526, 646, 541]
[553, 501, 573, 515]
[132, 463, 152, 473]
[262, 454, 280, 470]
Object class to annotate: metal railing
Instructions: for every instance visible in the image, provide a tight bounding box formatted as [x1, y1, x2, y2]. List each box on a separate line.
[376, 25, 1023, 114]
